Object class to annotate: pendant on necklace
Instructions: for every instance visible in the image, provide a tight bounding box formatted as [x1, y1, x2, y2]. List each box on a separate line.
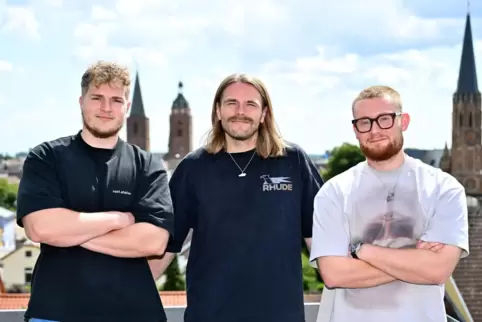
[239, 173, 246, 177]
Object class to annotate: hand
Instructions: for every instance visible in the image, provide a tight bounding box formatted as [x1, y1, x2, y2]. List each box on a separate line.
[416, 240, 444, 253]
[109, 211, 135, 228]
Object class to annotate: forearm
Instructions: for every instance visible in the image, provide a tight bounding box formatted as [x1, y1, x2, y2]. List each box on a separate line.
[359, 244, 446, 285]
[23, 208, 122, 247]
[148, 252, 176, 280]
[318, 256, 397, 289]
[81, 223, 170, 258]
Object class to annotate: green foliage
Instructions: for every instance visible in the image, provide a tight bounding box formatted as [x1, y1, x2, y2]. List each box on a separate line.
[162, 255, 186, 291]
[0, 178, 18, 210]
[321, 143, 365, 181]
[302, 245, 323, 291]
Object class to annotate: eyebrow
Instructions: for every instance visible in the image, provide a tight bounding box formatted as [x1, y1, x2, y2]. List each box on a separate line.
[91, 94, 124, 101]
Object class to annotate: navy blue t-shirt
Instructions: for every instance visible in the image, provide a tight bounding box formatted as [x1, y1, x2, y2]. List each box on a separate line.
[166, 144, 323, 322]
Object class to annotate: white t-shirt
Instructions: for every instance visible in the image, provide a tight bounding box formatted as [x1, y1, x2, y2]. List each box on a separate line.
[310, 155, 469, 322]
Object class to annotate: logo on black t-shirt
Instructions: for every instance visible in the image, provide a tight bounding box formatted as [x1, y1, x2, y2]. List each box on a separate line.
[260, 175, 292, 192]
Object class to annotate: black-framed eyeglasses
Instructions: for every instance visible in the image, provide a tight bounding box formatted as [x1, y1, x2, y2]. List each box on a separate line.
[351, 112, 402, 133]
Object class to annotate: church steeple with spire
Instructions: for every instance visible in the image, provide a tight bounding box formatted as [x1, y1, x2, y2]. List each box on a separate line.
[442, 10, 481, 181]
[126, 71, 150, 151]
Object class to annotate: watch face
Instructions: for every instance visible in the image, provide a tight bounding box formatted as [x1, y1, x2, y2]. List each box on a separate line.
[350, 243, 358, 253]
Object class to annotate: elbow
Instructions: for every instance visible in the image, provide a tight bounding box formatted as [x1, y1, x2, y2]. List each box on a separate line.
[321, 272, 341, 289]
[143, 229, 170, 256]
[318, 262, 341, 289]
[429, 270, 452, 285]
[24, 221, 50, 243]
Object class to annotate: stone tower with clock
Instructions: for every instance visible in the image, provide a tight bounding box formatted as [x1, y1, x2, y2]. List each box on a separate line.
[440, 12, 481, 195]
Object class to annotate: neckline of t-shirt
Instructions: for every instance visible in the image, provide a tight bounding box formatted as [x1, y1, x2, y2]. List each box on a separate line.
[364, 155, 413, 177]
[223, 148, 256, 157]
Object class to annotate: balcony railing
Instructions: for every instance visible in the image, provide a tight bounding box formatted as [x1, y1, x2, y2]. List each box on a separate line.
[0, 306, 460, 322]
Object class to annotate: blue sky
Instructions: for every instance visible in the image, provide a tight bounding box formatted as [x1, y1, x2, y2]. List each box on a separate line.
[1, 0, 482, 155]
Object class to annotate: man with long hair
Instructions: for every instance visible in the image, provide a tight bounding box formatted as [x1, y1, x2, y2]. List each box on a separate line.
[16, 61, 174, 322]
[149, 73, 323, 322]
[310, 86, 469, 321]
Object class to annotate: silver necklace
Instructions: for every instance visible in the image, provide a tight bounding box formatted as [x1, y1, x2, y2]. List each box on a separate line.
[228, 150, 256, 177]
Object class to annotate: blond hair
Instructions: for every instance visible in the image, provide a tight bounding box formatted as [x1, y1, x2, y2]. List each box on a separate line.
[205, 73, 287, 158]
[81, 61, 131, 98]
[352, 85, 402, 113]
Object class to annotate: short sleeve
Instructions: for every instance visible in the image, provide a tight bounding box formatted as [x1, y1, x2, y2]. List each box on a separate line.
[165, 156, 196, 253]
[132, 154, 174, 237]
[309, 183, 350, 264]
[16, 144, 66, 228]
[421, 175, 469, 258]
[298, 147, 324, 238]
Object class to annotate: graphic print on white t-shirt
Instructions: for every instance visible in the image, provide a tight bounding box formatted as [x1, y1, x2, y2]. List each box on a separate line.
[343, 162, 426, 310]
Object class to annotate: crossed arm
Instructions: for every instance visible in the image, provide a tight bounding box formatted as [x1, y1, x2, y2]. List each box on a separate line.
[17, 148, 173, 258]
[318, 241, 461, 289]
[310, 177, 469, 290]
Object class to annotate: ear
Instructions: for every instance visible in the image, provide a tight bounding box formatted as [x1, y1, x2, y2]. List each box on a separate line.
[401, 113, 410, 131]
[260, 107, 267, 123]
[126, 101, 131, 115]
[215, 103, 221, 121]
[79, 96, 83, 109]
[352, 124, 361, 140]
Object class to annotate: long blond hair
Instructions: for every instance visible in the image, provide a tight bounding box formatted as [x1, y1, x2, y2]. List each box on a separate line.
[204, 73, 287, 158]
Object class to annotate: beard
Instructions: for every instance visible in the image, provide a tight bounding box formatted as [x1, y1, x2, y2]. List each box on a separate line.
[82, 113, 123, 139]
[221, 116, 260, 141]
[360, 134, 403, 162]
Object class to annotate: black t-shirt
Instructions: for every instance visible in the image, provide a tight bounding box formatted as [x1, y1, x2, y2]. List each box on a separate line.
[166, 144, 324, 322]
[16, 132, 174, 322]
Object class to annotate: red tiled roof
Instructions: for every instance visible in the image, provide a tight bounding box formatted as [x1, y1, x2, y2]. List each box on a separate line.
[0, 292, 321, 310]
[0, 291, 188, 310]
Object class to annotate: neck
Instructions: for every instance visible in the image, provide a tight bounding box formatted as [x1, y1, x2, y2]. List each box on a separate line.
[225, 134, 257, 153]
[367, 150, 405, 171]
[81, 129, 118, 149]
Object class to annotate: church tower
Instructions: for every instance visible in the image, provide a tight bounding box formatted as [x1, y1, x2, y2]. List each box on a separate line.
[164, 82, 192, 162]
[126, 72, 150, 151]
[441, 12, 481, 194]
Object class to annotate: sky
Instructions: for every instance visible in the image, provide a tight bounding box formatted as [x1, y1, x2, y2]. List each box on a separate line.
[1, 0, 482, 156]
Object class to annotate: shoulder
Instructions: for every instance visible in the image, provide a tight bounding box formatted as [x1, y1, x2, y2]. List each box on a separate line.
[26, 134, 76, 165]
[316, 162, 364, 201]
[406, 155, 464, 194]
[279, 141, 312, 164]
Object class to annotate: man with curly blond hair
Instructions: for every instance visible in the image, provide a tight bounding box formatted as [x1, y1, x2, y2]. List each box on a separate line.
[17, 61, 174, 322]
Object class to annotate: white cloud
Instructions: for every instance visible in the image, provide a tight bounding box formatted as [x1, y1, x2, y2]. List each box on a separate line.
[0, 60, 12, 72]
[1, 0, 479, 155]
[91, 6, 117, 21]
[2, 6, 40, 40]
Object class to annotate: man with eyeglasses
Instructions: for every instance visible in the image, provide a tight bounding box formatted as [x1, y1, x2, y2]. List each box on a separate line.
[310, 85, 469, 321]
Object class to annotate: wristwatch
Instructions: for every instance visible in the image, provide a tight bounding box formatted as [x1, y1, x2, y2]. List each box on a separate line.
[350, 242, 363, 259]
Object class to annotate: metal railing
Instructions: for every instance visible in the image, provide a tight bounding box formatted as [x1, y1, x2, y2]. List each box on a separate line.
[0, 306, 460, 322]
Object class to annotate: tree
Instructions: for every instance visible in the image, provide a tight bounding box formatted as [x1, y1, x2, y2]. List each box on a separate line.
[322, 143, 365, 181]
[0, 178, 18, 210]
[162, 255, 186, 291]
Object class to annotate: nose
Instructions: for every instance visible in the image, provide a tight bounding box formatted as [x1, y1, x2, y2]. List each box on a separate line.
[100, 99, 113, 112]
[370, 121, 382, 134]
[235, 102, 246, 115]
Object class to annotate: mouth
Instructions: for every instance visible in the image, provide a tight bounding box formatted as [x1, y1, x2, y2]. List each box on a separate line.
[369, 137, 387, 143]
[97, 116, 114, 120]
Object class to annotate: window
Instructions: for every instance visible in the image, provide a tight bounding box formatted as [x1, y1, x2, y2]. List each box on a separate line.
[133, 123, 138, 135]
[469, 112, 473, 127]
[459, 113, 463, 127]
[25, 267, 33, 283]
[25, 250, 32, 257]
[177, 129, 183, 137]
